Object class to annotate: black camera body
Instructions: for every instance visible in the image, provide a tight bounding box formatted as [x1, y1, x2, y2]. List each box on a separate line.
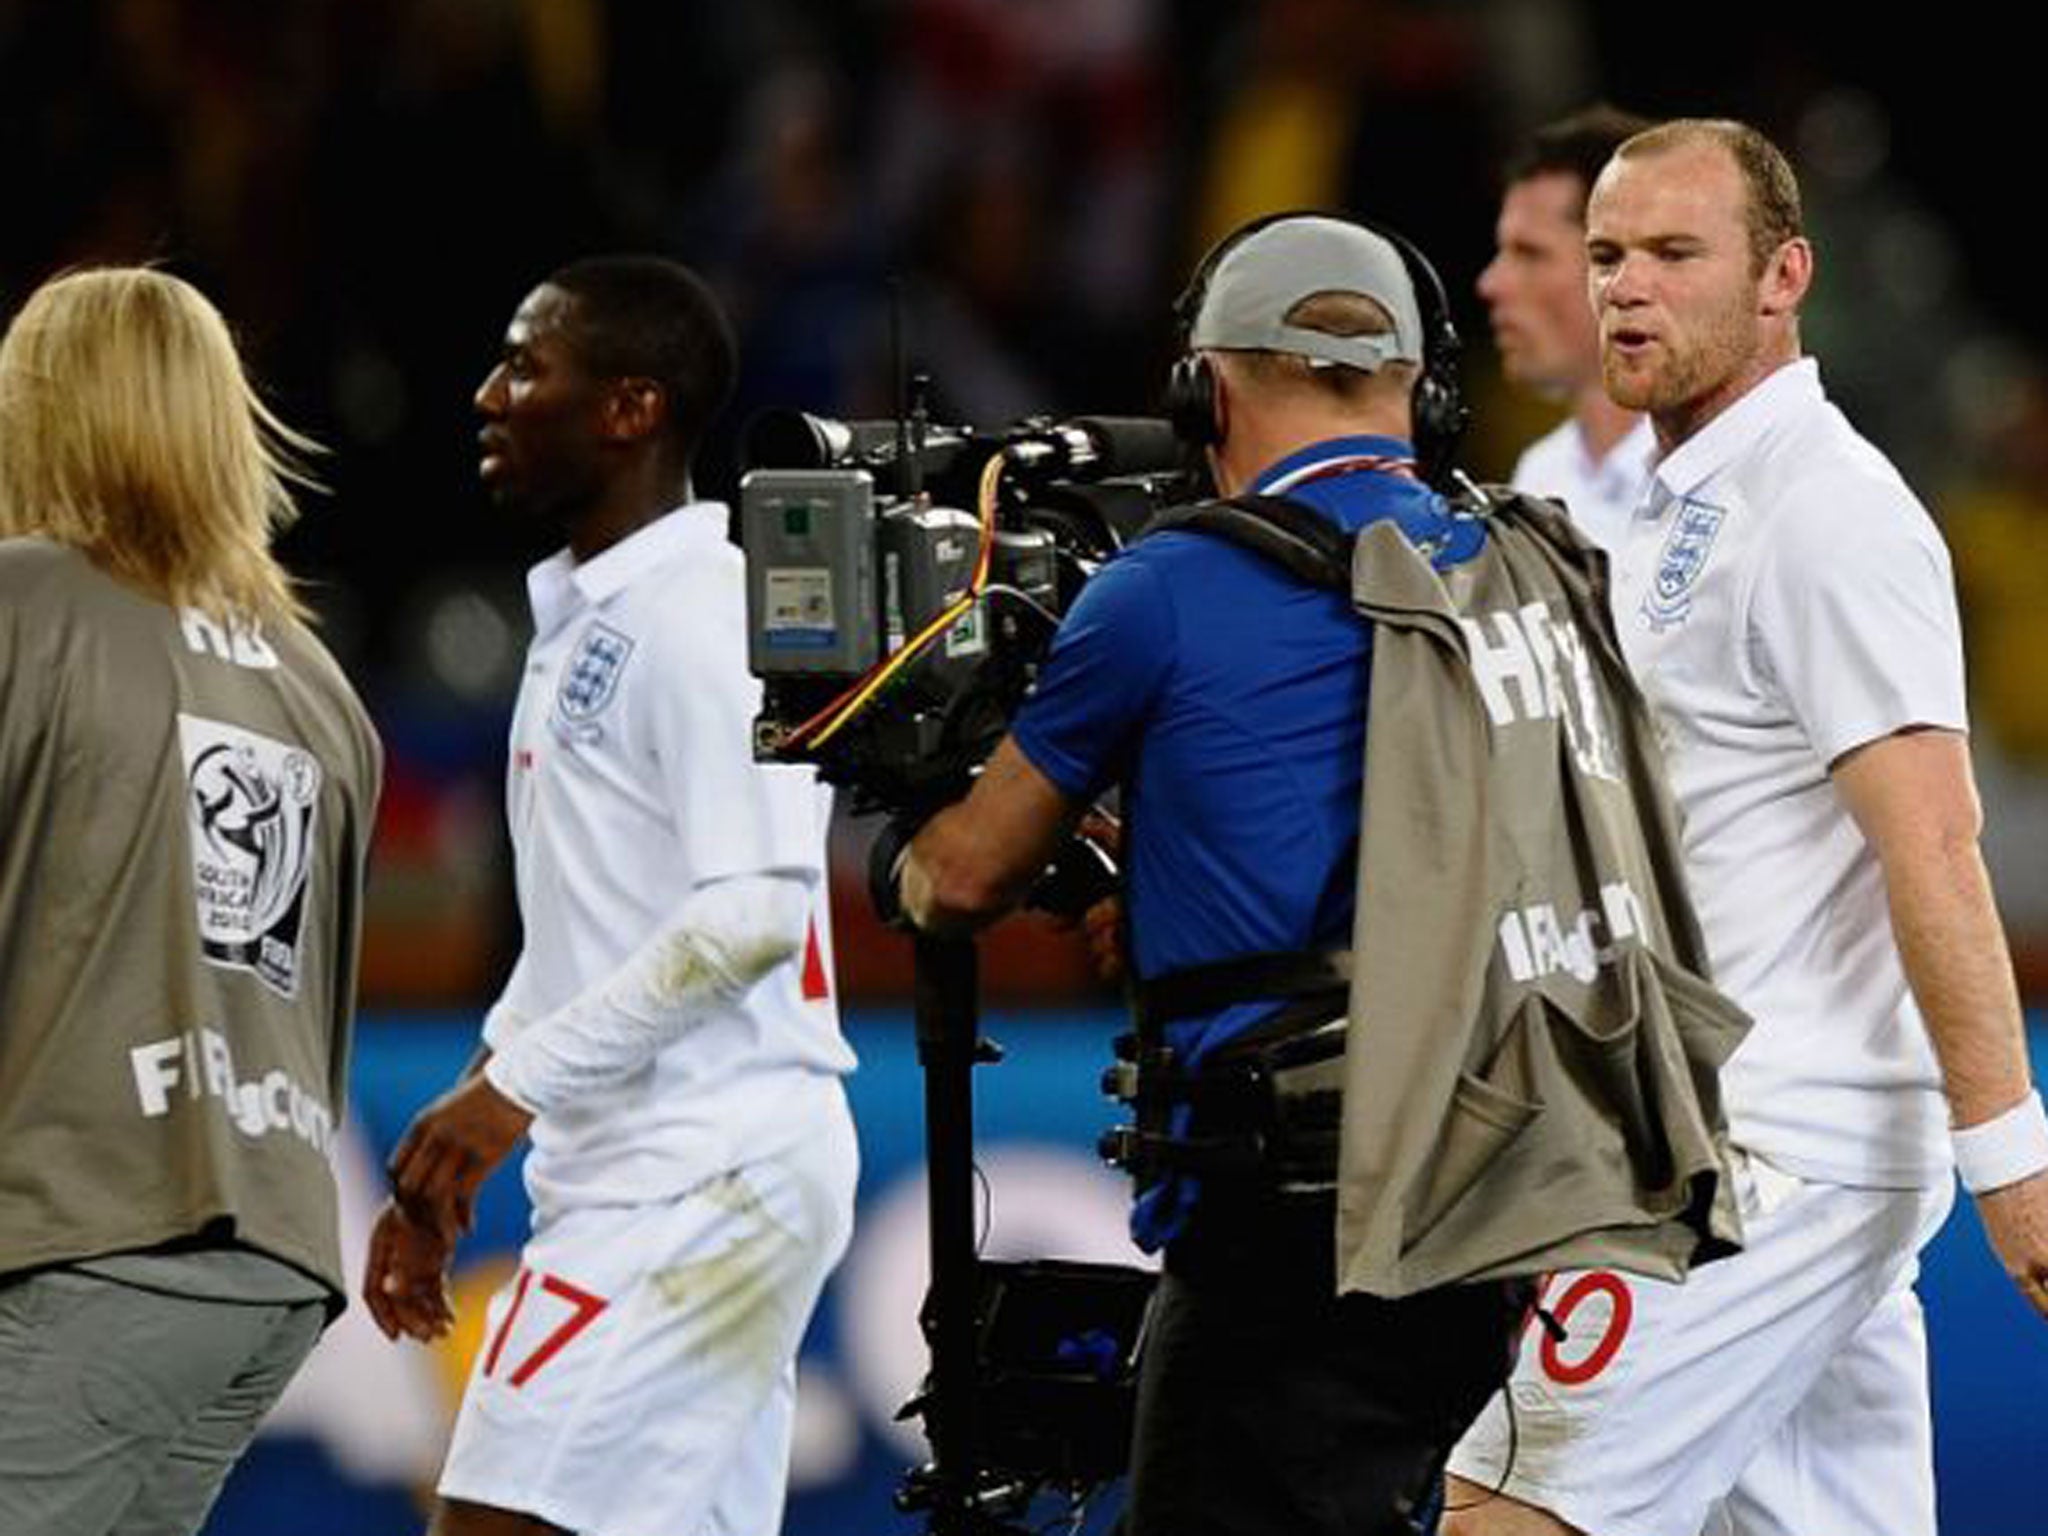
[739, 408, 1190, 815]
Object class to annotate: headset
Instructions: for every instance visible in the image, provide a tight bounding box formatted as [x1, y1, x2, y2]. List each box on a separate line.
[1162, 209, 1469, 487]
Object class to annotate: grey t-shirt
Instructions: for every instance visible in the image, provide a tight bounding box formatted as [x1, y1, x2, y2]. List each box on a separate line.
[0, 539, 381, 1303]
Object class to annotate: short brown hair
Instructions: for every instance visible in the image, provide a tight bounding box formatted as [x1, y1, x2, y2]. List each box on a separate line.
[1616, 118, 1804, 274]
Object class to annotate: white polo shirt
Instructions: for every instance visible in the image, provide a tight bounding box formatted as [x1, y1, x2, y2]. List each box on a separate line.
[1607, 359, 1964, 1188]
[485, 504, 854, 1218]
[1511, 414, 1657, 553]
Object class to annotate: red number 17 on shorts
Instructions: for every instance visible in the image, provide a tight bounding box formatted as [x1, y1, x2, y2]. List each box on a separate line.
[479, 1267, 610, 1388]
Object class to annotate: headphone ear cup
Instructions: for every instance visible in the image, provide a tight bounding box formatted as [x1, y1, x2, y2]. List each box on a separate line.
[1165, 354, 1219, 447]
[1379, 225, 1468, 486]
[1412, 369, 1467, 472]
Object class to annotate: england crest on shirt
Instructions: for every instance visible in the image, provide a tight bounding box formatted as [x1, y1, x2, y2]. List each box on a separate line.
[1640, 496, 1727, 632]
[551, 620, 635, 743]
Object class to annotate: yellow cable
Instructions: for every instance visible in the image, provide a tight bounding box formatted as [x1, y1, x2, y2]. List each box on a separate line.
[793, 452, 1005, 751]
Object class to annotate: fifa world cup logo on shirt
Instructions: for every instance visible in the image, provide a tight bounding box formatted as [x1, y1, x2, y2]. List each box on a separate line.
[178, 714, 323, 997]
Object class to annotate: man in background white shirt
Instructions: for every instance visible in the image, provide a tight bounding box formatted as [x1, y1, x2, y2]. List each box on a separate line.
[364, 256, 857, 1536]
[1479, 105, 1655, 550]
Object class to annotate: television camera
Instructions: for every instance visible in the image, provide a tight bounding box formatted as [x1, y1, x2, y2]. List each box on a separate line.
[739, 407, 1191, 816]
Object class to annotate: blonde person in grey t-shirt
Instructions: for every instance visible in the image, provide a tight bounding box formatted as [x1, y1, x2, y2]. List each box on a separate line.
[0, 268, 381, 1536]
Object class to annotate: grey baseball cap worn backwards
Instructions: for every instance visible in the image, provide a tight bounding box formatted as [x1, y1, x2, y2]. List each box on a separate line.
[1190, 216, 1423, 373]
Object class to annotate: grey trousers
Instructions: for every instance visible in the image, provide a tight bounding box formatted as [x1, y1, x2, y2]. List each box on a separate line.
[0, 1267, 324, 1536]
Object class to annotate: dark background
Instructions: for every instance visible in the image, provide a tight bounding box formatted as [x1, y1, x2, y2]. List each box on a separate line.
[7, 1, 2035, 628]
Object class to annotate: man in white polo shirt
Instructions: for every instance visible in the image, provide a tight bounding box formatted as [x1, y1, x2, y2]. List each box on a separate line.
[1445, 119, 2048, 1536]
[362, 257, 857, 1536]
[1478, 105, 1656, 551]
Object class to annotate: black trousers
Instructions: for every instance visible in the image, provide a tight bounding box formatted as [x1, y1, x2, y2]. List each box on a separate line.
[1124, 1190, 1529, 1536]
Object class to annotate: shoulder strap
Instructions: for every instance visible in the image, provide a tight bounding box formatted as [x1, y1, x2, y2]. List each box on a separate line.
[1140, 494, 1352, 591]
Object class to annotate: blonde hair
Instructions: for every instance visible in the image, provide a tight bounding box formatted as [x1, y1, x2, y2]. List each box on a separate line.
[0, 267, 321, 625]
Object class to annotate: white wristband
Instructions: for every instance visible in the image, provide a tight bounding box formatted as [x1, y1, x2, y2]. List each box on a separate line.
[1953, 1091, 2048, 1195]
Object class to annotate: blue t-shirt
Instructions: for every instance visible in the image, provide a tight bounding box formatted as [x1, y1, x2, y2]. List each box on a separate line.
[1010, 435, 1486, 1247]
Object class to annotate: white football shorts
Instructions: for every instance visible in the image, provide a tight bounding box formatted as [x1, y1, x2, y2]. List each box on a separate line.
[438, 1099, 858, 1536]
[1447, 1152, 1953, 1536]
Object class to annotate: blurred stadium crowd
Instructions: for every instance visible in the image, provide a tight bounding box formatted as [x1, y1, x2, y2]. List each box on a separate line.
[8, 0, 2048, 1002]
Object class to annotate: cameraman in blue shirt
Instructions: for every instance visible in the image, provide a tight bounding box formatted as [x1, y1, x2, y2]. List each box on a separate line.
[899, 214, 1529, 1536]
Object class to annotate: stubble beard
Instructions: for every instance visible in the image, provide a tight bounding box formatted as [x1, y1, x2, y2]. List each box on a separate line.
[1602, 303, 1759, 437]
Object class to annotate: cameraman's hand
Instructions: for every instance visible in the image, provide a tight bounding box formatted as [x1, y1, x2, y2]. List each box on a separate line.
[1023, 827, 1119, 922]
[898, 738, 1079, 934]
[1075, 808, 1122, 859]
[1030, 809, 1123, 982]
[867, 813, 926, 931]
[1056, 894, 1124, 985]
